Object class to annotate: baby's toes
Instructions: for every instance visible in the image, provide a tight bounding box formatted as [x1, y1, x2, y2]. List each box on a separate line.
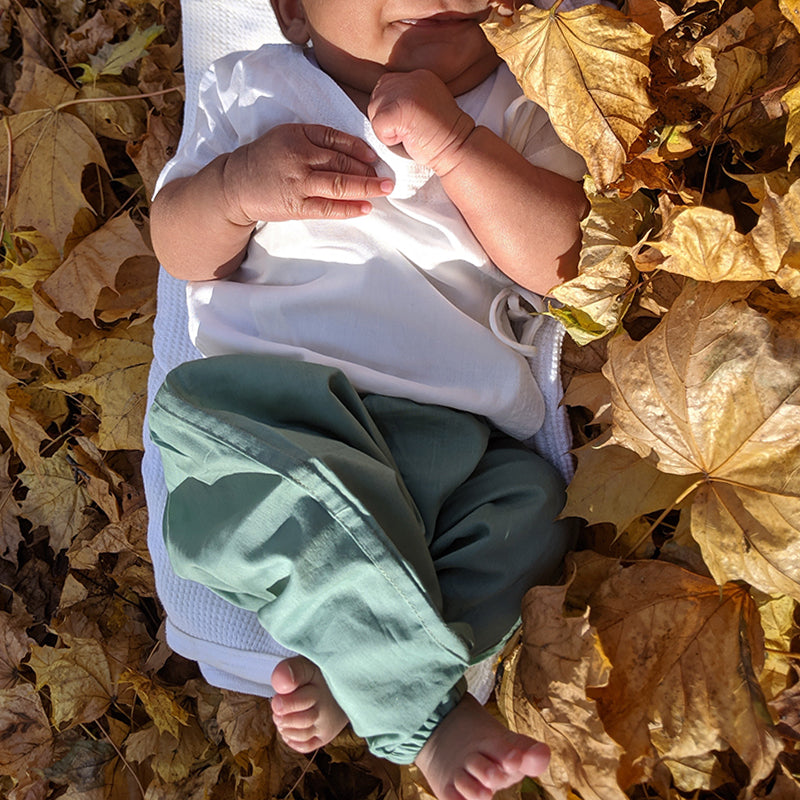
[281, 732, 324, 753]
[453, 770, 493, 800]
[464, 752, 507, 788]
[271, 684, 317, 716]
[273, 706, 320, 733]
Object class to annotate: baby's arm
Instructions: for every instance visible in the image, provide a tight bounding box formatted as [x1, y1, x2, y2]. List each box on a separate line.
[368, 71, 588, 295]
[151, 124, 393, 281]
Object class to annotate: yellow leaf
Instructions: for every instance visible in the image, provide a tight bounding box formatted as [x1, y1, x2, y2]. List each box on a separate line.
[603, 281, 800, 600]
[0, 362, 51, 472]
[0, 683, 53, 780]
[780, 0, 800, 34]
[29, 634, 115, 727]
[120, 670, 189, 739]
[564, 434, 696, 531]
[50, 329, 153, 451]
[482, 3, 655, 187]
[753, 592, 799, 703]
[0, 67, 108, 252]
[549, 184, 654, 342]
[586, 559, 782, 790]
[0, 231, 61, 314]
[785, 82, 800, 167]
[125, 718, 211, 783]
[649, 181, 800, 292]
[41, 213, 154, 320]
[499, 578, 627, 800]
[18, 446, 91, 553]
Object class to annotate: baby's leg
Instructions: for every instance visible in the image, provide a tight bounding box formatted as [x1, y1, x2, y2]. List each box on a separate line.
[416, 694, 550, 800]
[270, 656, 347, 751]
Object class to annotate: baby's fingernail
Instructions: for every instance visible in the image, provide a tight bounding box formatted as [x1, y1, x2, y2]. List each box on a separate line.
[360, 202, 373, 214]
[380, 179, 394, 194]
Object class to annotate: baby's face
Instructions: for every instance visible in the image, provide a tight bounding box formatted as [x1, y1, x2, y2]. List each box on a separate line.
[284, 0, 501, 98]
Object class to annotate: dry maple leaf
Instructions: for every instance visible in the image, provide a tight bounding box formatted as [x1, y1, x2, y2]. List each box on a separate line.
[574, 555, 782, 791]
[602, 281, 800, 601]
[0, 67, 109, 253]
[549, 183, 655, 343]
[498, 580, 627, 800]
[0, 683, 54, 783]
[40, 213, 155, 320]
[648, 180, 800, 293]
[482, 2, 656, 187]
[28, 634, 116, 728]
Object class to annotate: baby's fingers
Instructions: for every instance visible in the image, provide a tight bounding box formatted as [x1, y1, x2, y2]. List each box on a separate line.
[303, 124, 379, 168]
[297, 171, 393, 219]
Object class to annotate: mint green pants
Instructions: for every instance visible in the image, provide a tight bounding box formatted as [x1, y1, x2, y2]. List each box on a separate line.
[149, 354, 575, 762]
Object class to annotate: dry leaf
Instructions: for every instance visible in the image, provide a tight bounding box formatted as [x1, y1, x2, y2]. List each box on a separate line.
[216, 691, 276, 756]
[18, 446, 91, 553]
[603, 280, 800, 600]
[650, 180, 800, 293]
[28, 633, 116, 727]
[549, 183, 654, 342]
[785, 82, 800, 166]
[41, 213, 153, 320]
[499, 580, 627, 800]
[585, 560, 782, 789]
[0, 66, 108, 252]
[120, 670, 189, 739]
[482, 3, 656, 186]
[0, 683, 54, 781]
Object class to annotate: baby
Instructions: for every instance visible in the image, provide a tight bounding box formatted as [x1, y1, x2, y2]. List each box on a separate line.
[148, 1, 588, 798]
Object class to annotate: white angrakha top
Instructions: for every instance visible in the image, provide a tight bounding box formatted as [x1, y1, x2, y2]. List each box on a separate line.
[155, 44, 585, 440]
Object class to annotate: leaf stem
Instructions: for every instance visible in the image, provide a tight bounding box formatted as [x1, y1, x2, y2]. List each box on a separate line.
[623, 478, 702, 559]
[764, 647, 800, 661]
[55, 86, 183, 113]
[93, 717, 147, 799]
[280, 748, 319, 800]
[1, 116, 12, 246]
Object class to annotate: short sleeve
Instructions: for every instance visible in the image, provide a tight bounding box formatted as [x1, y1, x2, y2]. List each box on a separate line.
[503, 96, 586, 182]
[153, 53, 247, 197]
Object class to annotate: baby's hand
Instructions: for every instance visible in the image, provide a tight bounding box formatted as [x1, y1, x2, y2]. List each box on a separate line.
[222, 124, 394, 225]
[368, 71, 475, 175]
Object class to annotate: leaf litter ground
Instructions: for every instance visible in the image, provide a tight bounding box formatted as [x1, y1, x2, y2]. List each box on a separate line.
[0, 0, 799, 798]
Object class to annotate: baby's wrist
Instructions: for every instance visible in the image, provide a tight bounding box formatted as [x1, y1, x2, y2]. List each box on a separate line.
[219, 148, 257, 228]
[429, 115, 478, 177]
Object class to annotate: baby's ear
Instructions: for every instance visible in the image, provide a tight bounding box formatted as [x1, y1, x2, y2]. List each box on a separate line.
[271, 0, 311, 44]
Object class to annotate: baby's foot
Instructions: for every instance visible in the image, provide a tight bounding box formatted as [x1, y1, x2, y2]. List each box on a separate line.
[270, 656, 348, 752]
[415, 693, 550, 800]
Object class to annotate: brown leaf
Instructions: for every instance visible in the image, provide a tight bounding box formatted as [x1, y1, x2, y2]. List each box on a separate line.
[216, 691, 275, 756]
[41, 213, 154, 320]
[0, 67, 108, 252]
[586, 560, 783, 789]
[50, 326, 153, 451]
[603, 281, 800, 600]
[498, 578, 627, 800]
[126, 111, 181, 200]
[120, 670, 189, 739]
[482, 3, 656, 187]
[0, 607, 33, 689]
[0, 450, 23, 562]
[29, 633, 116, 727]
[754, 592, 799, 703]
[0, 683, 54, 780]
[18, 446, 91, 554]
[125, 718, 211, 783]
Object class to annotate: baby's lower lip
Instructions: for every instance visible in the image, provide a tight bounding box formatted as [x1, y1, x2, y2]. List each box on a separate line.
[398, 15, 478, 25]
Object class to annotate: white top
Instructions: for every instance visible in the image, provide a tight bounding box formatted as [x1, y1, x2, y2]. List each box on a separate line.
[156, 44, 585, 440]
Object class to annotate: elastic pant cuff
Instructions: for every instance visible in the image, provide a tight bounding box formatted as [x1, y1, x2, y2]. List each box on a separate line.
[368, 677, 468, 764]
